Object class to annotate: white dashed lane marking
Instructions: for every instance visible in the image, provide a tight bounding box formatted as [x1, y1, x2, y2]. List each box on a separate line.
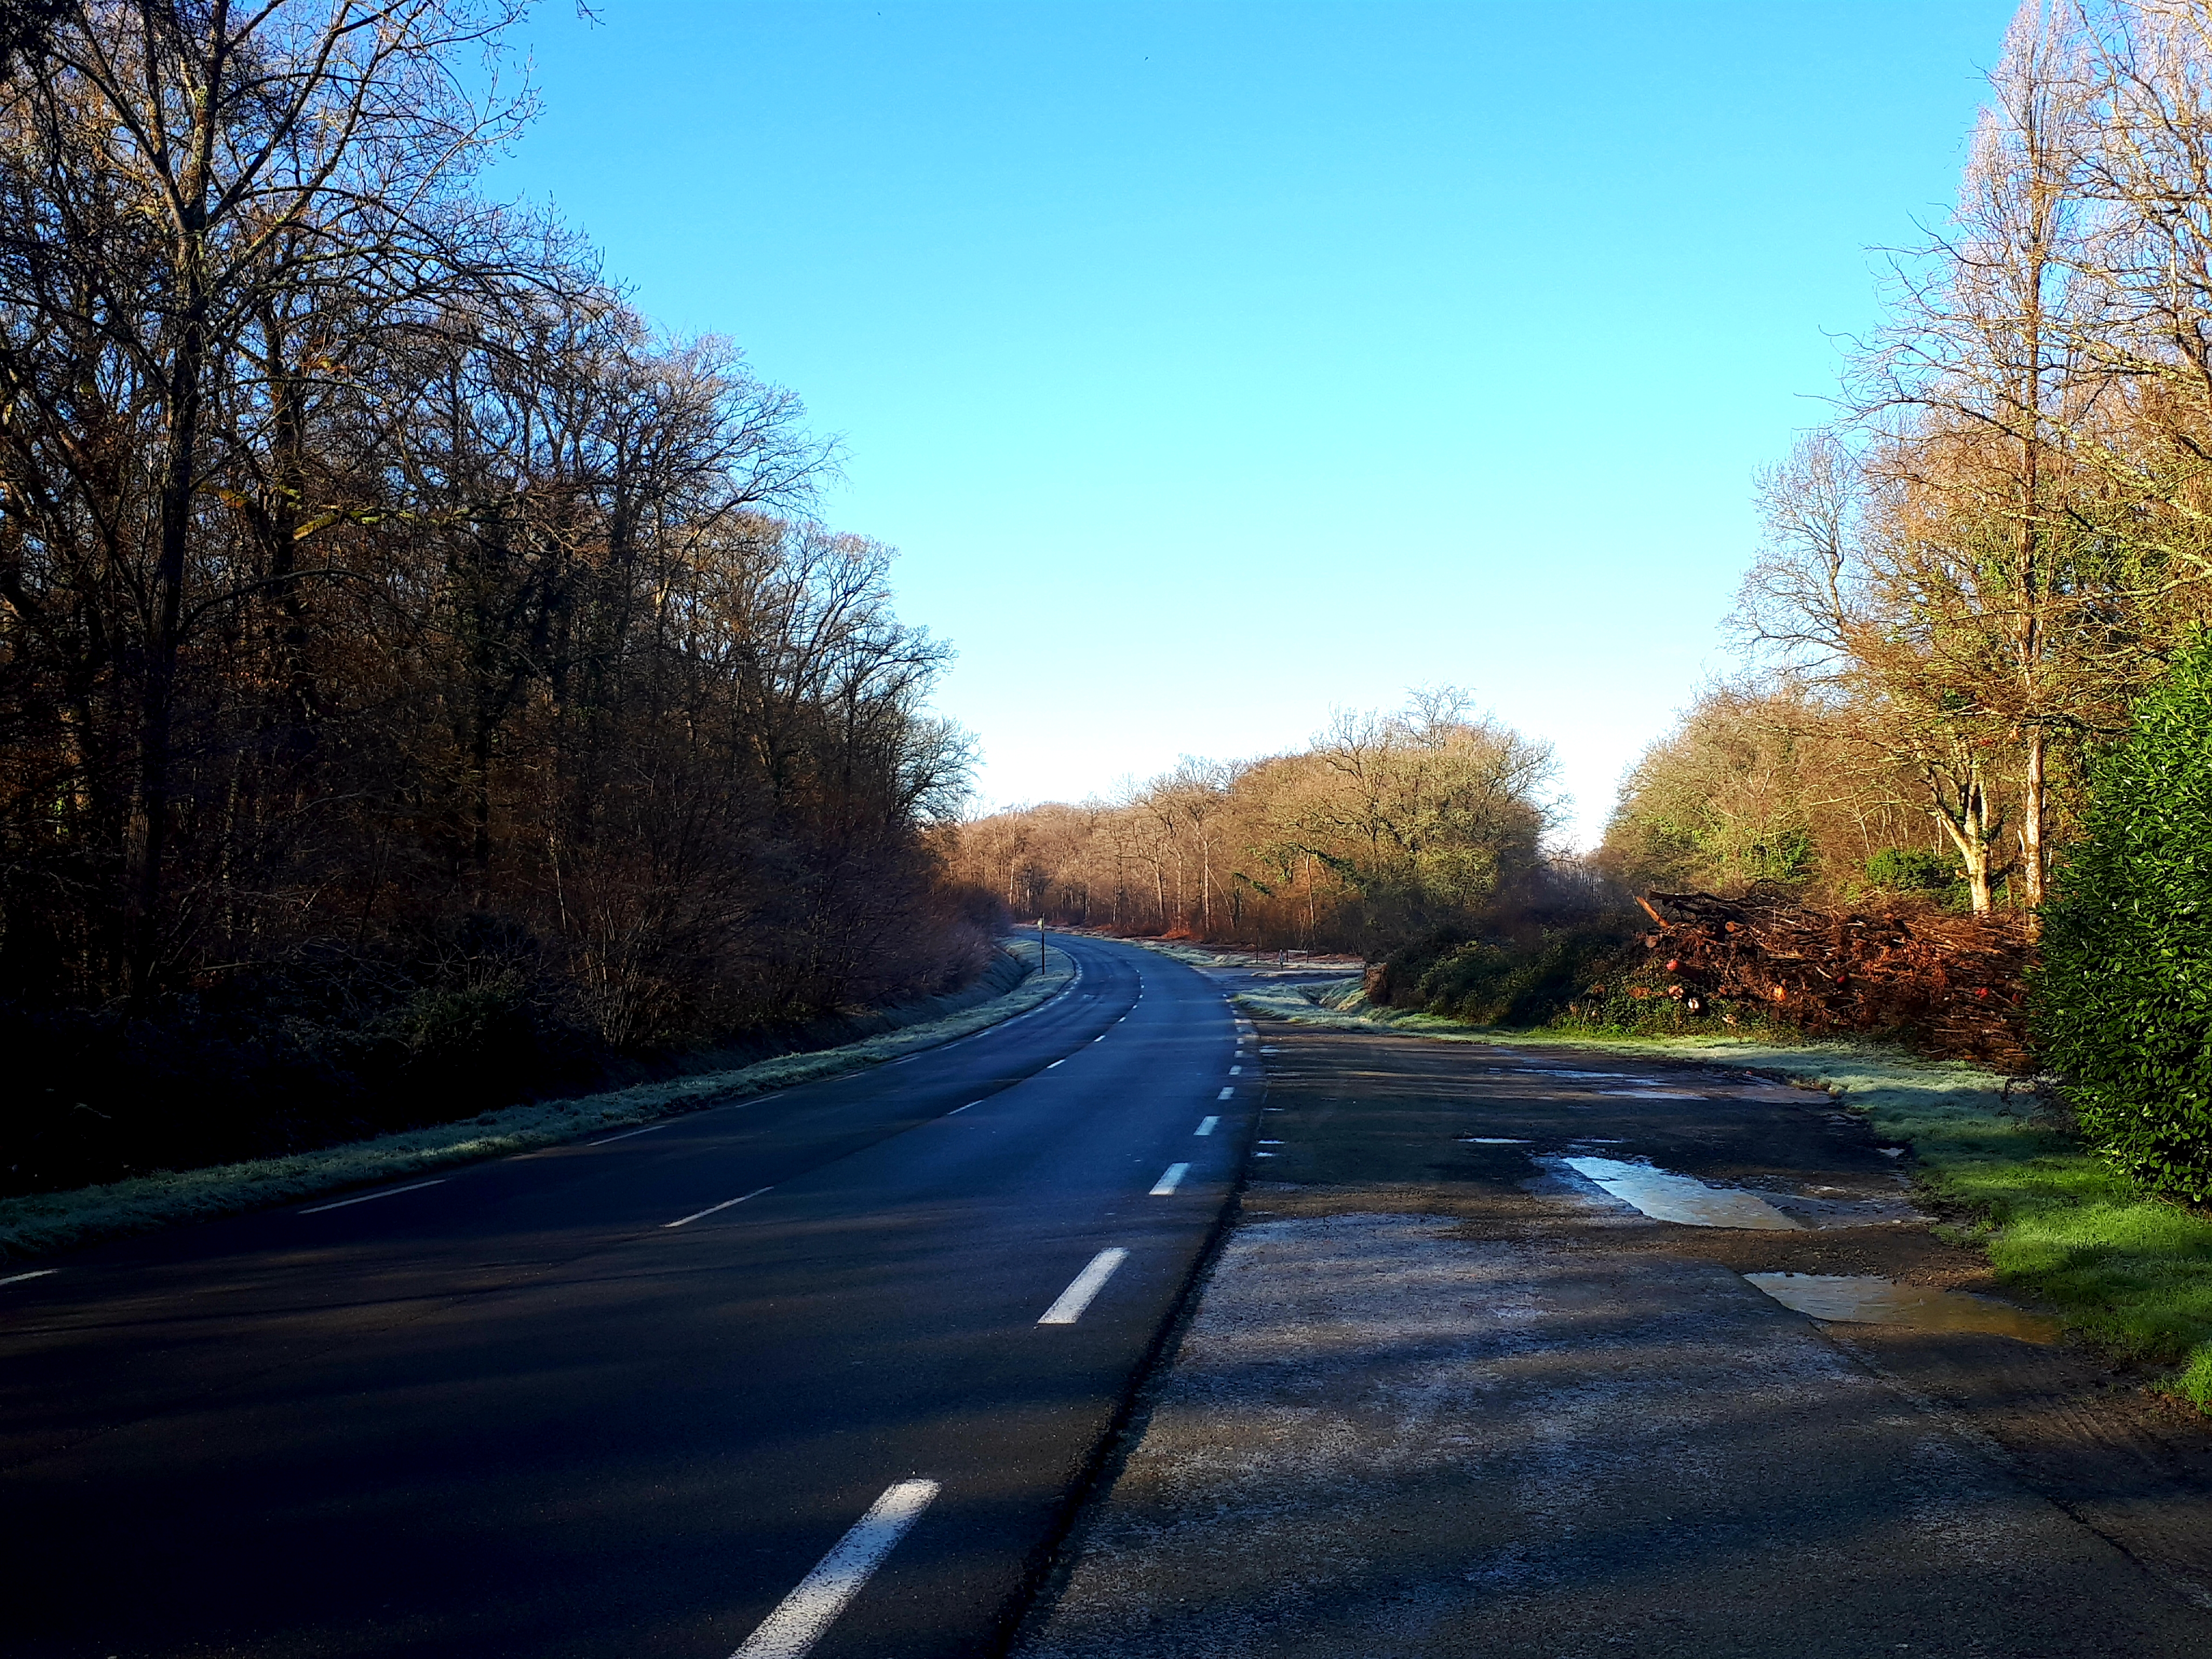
[589, 1122, 674, 1145]
[299, 1180, 446, 1216]
[730, 1479, 940, 1659]
[1149, 1163, 1191, 1196]
[1038, 1249, 1129, 1324]
[665, 1187, 773, 1229]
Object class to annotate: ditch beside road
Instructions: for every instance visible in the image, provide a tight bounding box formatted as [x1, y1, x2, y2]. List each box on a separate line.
[1016, 1017, 2212, 1658]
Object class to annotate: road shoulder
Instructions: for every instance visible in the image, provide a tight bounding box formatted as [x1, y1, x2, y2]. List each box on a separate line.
[1015, 1020, 2212, 1657]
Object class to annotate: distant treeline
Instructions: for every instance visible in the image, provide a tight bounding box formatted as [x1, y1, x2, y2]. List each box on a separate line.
[0, 3, 995, 1189]
[950, 690, 1580, 957]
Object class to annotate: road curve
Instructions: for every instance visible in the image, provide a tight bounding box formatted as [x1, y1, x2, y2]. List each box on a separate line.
[0, 935, 1254, 1659]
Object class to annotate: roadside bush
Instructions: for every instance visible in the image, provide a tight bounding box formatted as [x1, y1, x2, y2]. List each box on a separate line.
[1862, 847, 1964, 904]
[2036, 633, 2212, 1201]
[1374, 922, 1641, 1027]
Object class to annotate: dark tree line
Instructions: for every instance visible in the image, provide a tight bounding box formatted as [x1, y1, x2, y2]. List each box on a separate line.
[0, 2, 993, 1189]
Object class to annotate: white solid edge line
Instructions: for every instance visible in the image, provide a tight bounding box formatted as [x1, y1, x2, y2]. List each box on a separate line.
[0, 1268, 57, 1287]
[1195, 1116, 1219, 1136]
[1217, 1086, 1235, 1100]
[1038, 1247, 1129, 1325]
[590, 1122, 675, 1145]
[730, 1478, 941, 1659]
[299, 1179, 446, 1215]
[1149, 1162, 1190, 1196]
[665, 1186, 773, 1229]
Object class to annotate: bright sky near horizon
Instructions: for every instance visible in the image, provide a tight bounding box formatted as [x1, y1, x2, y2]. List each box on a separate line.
[484, 1, 2020, 846]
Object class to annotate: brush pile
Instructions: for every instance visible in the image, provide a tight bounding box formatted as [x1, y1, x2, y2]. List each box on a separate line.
[1634, 889, 2034, 1071]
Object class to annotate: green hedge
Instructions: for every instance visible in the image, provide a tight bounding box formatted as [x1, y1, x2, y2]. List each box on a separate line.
[2036, 635, 2212, 1201]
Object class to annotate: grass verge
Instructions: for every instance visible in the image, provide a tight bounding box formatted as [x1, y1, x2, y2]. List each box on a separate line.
[0, 943, 1078, 1264]
[1074, 935, 1364, 972]
[1239, 975, 2212, 1411]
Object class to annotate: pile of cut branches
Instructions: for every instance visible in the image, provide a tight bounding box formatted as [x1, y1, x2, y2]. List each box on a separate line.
[1634, 889, 2033, 1071]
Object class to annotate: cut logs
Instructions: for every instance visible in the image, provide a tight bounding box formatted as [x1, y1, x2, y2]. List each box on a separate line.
[1635, 889, 2033, 1071]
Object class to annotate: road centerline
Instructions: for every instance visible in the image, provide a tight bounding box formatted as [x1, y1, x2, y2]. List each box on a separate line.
[1150, 1163, 1191, 1196]
[730, 1478, 940, 1659]
[1195, 1116, 1219, 1136]
[1038, 1249, 1130, 1324]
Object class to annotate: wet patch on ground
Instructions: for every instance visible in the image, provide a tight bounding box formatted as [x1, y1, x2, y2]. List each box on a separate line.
[1553, 1155, 1810, 1230]
[1745, 1272, 2063, 1342]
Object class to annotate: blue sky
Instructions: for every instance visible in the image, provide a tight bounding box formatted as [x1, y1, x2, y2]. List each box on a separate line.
[485, 1, 2020, 844]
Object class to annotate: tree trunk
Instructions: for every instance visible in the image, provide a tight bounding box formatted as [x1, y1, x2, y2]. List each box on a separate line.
[129, 307, 207, 997]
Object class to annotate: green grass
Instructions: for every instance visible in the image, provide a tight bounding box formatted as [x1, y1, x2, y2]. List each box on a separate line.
[1239, 975, 2212, 1410]
[0, 943, 1078, 1264]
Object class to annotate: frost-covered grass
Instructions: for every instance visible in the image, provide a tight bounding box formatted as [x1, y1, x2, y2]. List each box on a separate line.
[1240, 975, 2212, 1410]
[0, 944, 1077, 1263]
[1106, 936, 1364, 971]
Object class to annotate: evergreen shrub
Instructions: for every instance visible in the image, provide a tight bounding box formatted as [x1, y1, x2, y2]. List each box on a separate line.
[2036, 635, 2212, 1201]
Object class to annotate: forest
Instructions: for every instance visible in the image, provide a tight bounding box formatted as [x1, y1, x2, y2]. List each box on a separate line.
[0, 1, 996, 1190]
[16, 0, 2212, 1204]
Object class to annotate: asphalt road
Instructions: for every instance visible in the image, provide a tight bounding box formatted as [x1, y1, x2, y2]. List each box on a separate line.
[0, 934, 1253, 1659]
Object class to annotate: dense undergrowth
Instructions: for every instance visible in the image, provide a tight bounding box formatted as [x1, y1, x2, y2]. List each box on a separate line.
[2, 892, 1008, 1198]
[1237, 974, 2212, 1412]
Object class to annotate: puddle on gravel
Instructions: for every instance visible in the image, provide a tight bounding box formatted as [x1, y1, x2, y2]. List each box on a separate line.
[1744, 1273, 2061, 1343]
[1561, 1157, 1805, 1230]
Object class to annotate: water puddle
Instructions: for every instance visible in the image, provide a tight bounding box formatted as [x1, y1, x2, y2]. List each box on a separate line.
[1744, 1273, 2060, 1343]
[1561, 1157, 1804, 1230]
